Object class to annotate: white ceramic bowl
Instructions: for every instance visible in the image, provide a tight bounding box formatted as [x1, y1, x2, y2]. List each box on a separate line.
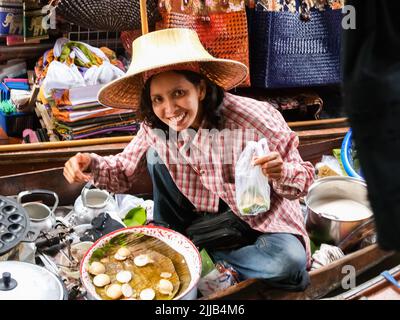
[80, 226, 202, 300]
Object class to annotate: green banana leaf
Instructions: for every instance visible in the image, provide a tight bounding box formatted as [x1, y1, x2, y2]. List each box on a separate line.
[122, 206, 147, 227]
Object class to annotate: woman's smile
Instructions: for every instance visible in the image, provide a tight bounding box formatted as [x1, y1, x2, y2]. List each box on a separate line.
[150, 71, 206, 131]
[168, 111, 187, 124]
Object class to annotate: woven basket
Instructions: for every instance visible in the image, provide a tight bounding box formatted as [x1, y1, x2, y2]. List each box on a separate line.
[55, 0, 159, 31]
[120, 29, 142, 56]
[250, 3, 342, 88]
[157, 1, 250, 86]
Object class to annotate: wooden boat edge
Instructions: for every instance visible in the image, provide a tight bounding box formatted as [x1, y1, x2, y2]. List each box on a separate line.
[202, 244, 394, 300]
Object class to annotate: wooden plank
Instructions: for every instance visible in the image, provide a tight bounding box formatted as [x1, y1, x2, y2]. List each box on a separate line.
[333, 265, 400, 300]
[0, 167, 84, 206]
[0, 136, 133, 152]
[0, 166, 153, 205]
[0, 143, 128, 176]
[0, 136, 344, 177]
[0, 118, 346, 152]
[0, 118, 347, 176]
[296, 127, 349, 141]
[202, 244, 394, 300]
[297, 137, 343, 165]
[0, 43, 54, 62]
[288, 117, 348, 130]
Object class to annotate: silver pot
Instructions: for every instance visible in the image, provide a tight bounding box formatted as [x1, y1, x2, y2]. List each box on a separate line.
[0, 261, 68, 300]
[305, 176, 373, 245]
[16, 190, 59, 240]
[73, 183, 115, 224]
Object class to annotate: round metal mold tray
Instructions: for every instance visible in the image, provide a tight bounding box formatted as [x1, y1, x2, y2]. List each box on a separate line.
[0, 195, 29, 255]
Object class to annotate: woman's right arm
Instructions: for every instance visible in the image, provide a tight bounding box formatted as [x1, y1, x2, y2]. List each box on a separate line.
[64, 125, 150, 193]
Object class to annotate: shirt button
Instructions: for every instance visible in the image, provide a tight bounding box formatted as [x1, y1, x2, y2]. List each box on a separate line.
[200, 169, 206, 175]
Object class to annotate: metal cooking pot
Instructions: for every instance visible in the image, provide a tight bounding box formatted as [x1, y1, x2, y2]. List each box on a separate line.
[74, 183, 116, 224]
[17, 190, 59, 240]
[0, 261, 68, 300]
[305, 176, 373, 245]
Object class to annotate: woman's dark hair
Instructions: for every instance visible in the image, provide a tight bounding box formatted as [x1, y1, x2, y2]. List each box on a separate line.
[137, 70, 225, 131]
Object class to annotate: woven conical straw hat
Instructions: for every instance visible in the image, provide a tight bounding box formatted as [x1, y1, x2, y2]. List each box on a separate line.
[98, 28, 249, 110]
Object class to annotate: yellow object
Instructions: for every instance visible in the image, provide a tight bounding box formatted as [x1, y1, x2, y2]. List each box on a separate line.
[100, 47, 116, 61]
[37, 85, 49, 105]
[316, 165, 340, 178]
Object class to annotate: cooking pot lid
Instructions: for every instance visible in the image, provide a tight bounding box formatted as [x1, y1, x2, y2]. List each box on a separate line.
[0, 195, 30, 255]
[0, 261, 65, 300]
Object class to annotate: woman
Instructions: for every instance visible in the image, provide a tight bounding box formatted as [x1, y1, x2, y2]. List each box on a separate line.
[64, 28, 314, 291]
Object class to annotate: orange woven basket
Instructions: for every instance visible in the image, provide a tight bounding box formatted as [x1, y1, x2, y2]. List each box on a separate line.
[157, 1, 251, 87]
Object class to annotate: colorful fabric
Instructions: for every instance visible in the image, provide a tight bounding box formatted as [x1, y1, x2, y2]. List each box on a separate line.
[51, 105, 132, 122]
[256, 0, 343, 12]
[90, 93, 314, 267]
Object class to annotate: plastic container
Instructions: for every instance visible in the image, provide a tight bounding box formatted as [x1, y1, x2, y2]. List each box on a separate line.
[341, 129, 364, 180]
[0, 110, 38, 137]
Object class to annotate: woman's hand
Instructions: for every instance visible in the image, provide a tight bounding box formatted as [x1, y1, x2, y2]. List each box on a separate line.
[253, 152, 284, 181]
[63, 152, 92, 184]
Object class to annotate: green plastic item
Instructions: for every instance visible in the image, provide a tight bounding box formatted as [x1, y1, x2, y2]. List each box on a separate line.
[0, 100, 16, 114]
[200, 249, 215, 277]
[332, 149, 348, 176]
[122, 206, 147, 227]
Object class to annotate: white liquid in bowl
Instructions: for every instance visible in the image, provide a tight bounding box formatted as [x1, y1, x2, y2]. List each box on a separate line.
[311, 198, 373, 221]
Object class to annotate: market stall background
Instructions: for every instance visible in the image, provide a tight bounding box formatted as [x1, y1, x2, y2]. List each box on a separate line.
[2, 0, 398, 301]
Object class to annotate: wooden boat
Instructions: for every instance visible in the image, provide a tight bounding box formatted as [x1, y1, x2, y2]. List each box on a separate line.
[328, 264, 400, 300]
[0, 164, 395, 300]
[0, 117, 348, 177]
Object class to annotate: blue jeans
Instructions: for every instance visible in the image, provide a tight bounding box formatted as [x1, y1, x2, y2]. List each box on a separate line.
[146, 148, 310, 291]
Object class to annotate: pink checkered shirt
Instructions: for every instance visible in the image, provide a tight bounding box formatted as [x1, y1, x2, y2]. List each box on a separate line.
[90, 93, 315, 266]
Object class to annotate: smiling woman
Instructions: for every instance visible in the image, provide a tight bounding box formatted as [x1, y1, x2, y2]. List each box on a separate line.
[147, 71, 205, 131]
[139, 69, 224, 132]
[64, 28, 315, 292]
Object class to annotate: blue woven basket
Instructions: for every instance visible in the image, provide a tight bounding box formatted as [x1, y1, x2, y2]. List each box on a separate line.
[250, 6, 342, 88]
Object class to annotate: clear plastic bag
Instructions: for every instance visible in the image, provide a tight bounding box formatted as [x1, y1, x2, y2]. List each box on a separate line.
[235, 138, 271, 216]
[315, 155, 344, 178]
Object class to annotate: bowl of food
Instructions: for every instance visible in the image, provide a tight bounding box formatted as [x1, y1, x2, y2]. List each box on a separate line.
[80, 226, 201, 300]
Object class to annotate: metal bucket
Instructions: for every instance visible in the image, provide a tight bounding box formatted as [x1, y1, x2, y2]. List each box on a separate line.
[305, 176, 373, 245]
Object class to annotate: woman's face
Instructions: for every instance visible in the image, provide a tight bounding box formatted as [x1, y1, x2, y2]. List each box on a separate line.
[149, 71, 206, 131]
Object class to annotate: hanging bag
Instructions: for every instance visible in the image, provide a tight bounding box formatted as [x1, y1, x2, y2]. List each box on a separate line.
[249, 0, 343, 88]
[157, 0, 251, 86]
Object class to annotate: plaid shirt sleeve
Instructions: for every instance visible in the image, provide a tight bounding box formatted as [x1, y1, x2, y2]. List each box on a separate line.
[241, 98, 314, 200]
[247, 98, 315, 200]
[89, 124, 150, 193]
[272, 130, 315, 199]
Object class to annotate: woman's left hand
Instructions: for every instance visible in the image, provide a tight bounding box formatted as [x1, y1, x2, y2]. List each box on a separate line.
[253, 152, 284, 181]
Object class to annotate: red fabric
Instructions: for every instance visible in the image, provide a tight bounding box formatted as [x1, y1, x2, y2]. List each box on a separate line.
[90, 93, 314, 267]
